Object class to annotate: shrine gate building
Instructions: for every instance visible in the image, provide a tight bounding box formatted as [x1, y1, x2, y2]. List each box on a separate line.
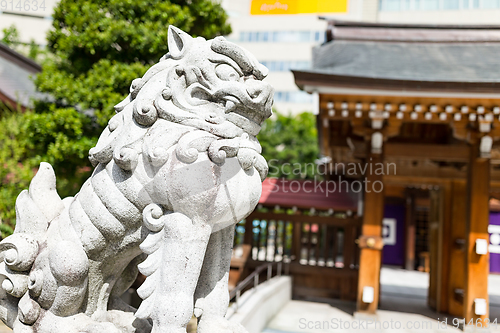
[290, 20, 500, 321]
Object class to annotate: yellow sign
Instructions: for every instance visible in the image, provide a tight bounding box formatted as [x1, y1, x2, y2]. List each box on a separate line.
[251, 0, 348, 15]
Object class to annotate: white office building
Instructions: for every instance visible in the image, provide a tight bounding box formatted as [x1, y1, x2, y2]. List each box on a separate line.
[220, 0, 367, 114]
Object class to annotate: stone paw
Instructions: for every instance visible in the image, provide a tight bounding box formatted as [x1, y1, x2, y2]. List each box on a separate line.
[32, 311, 123, 333]
[197, 315, 248, 333]
[80, 322, 122, 333]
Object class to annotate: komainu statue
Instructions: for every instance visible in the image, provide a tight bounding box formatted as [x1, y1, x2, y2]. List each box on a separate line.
[0, 26, 273, 333]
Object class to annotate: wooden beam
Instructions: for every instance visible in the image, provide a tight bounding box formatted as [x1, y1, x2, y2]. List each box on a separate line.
[357, 151, 384, 314]
[380, 184, 405, 199]
[318, 94, 500, 109]
[385, 175, 500, 195]
[384, 164, 467, 180]
[464, 143, 490, 322]
[331, 147, 500, 182]
[490, 181, 500, 192]
[384, 175, 448, 186]
[352, 142, 469, 162]
[385, 143, 468, 162]
[248, 212, 362, 226]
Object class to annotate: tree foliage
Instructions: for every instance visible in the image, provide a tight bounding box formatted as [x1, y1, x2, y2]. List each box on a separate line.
[258, 111, 319, 179]
[1, 25, 43, 62]
[0, 0, 231, 237]
[1, 26, 20, 47]
[38, 0, 231, 127]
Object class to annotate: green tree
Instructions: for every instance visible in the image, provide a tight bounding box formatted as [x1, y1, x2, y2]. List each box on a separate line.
[0, 0, 231, 237]
[1, 25, 44, 62]
[1, 25, 20, 47]
[258, 111, 319, 179]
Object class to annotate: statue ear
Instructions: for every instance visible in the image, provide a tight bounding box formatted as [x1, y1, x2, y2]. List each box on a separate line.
[168, 26, 192, 59]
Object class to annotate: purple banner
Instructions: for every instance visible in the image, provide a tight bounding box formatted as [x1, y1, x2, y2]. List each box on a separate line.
[382, 204, 406, 266]
[379, 210, 500, 272]
[489, 212, 500, 273]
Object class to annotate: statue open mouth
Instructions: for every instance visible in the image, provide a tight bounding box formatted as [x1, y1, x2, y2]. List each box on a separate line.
[231, 103, 271, 127]
[222, 93, 273, 125]
[185, 82, 274, 134]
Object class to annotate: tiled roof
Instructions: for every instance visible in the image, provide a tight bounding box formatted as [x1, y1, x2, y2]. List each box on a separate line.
[298, 21, 500, 86]
[311, 40, 500, 83]
[259, 178, 359, 212]
[0, 42, 42, 108]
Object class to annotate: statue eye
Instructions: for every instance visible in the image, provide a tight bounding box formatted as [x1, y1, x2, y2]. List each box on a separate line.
[215, 64, 240, 81]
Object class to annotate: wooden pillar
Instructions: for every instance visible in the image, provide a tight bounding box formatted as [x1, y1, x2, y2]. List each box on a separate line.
[318, 98, 330, 159]
[429, 182, 452, 314]
[464, 142, 490, 322]
[439, 183, 453, 314]
[428, 187, 441, 310]
[291, 221, 302, 262]
[357, 151, 385, 314]
[318, 99, 331, 180]
[404, 190, 416, 270]
[447, 180, 467, 317]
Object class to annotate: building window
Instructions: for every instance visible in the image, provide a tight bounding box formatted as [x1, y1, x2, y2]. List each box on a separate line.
[401, 0, 412, 9]
[380, 0, 401, 10]
[443, 0, 460, 9]
[274, 91, 313, 103]
[239, 31, 325, 43]
[483, 0, 500, 7]
[380, 0, 500, 9]
[423, 0, 440, 9]
[259, 60, 311, 72]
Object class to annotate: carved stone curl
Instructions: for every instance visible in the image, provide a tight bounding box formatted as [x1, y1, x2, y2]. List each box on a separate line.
[0, 26, 273, 333]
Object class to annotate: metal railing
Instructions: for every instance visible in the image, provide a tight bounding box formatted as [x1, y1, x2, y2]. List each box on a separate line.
[229, 261, 288, 312]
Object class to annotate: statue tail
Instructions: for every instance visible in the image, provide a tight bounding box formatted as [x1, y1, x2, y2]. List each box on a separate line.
[0, 162, 64, 327]
[13, 162, 65, 236]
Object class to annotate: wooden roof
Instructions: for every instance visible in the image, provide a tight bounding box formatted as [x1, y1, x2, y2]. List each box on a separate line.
[294, 21, 500, 95]
[324, 20, 500, 42]
[259, 178, 359, 212]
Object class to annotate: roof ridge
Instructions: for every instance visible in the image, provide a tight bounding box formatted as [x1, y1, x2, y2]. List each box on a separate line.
[322, 19, 500, 30]
[0, 42, 42, 73]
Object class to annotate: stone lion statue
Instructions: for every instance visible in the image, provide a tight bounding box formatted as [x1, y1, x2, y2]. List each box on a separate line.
[0, 26, 273, 332]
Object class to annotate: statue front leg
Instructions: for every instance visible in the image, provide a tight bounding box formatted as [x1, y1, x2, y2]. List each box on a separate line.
[135, 204, 212, 333]
[194, 226, 247, 333]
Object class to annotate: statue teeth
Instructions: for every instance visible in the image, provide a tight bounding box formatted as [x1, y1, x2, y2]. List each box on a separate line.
[225, 100, 236, 113]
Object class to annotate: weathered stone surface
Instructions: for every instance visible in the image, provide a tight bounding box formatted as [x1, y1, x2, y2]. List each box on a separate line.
[0, 26, 273, 332]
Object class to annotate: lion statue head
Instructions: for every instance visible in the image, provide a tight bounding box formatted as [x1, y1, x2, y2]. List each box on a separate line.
[88, 26, 274, 230]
